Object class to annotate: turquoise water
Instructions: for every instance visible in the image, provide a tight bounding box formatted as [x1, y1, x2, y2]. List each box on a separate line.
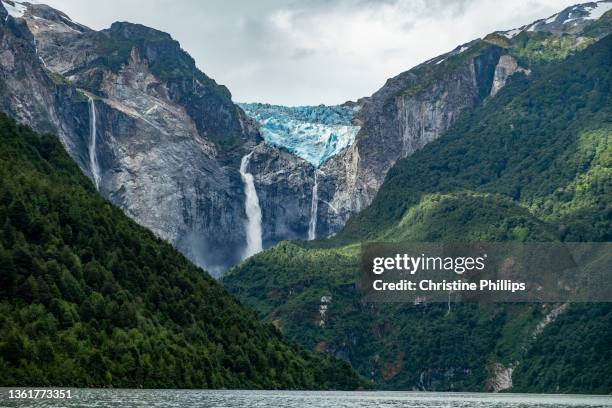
[1, 389, 611, 407]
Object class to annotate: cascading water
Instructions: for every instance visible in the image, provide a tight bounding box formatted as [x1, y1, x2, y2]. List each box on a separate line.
[87, 96, 101, 190]
[240, 152, 263, 258]
[307, 170, 319, 240]
[238, 103, 362, 243]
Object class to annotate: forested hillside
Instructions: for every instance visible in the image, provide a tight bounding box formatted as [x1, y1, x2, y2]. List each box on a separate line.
[340, 34, 611, 243]
[224, 35, 612, 393]
[0, 113, 363, 389]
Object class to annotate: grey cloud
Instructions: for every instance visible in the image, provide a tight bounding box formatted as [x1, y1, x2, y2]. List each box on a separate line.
[291, 48, 317, 60]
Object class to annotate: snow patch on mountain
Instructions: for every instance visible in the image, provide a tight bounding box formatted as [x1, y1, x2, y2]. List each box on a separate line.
[239, 103, 360, 167]
[497, 1, 612, 37]
[584, 1, 612, 19]
[2, 0, 26, 19]
[502, 28, 522, 38]
[545, 13, 559, 24]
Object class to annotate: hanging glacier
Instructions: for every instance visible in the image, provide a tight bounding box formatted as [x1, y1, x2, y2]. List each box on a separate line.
[239, 103, 360, 167]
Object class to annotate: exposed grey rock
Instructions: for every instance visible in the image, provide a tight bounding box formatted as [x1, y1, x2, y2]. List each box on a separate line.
[316, 43, 504, 237]
[490, 55, 530, 97]
[0, 2, 87, 163]
[4, 1, 519, 261]
[486, 363, 515, 392]
[0, 2, 261, 275]
[74, 45, 255, 276]
[248, 143, 315, 246]
[0, 8, 57, 133]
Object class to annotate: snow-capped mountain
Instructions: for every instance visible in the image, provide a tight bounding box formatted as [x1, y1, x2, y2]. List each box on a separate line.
[500, 0, 612, 37]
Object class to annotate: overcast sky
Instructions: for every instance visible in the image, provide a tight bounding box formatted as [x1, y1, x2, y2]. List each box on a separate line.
[41, 0, 577, 106]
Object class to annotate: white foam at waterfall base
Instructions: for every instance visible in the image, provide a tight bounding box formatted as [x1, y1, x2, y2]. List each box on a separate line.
[307, 170, 318, 240]
[240, 152, 263, 258]
[88, 96, 101, 190]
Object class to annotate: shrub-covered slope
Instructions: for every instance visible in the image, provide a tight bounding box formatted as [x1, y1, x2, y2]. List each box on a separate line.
[0, 113, 363, 389]
[224, 35, 612, 393]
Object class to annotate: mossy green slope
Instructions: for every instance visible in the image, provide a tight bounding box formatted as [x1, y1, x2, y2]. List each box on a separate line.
[224, 35, 612, 393]
[0, 113, 363, 389]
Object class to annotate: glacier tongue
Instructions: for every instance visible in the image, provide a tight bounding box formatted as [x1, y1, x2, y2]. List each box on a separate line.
[239, 103, 360, 167]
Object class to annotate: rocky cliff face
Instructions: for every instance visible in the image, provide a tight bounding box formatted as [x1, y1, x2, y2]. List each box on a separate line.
[314, 42, 504, 237]
[245, 29, 589, 240]
[0, 3, 85, 156]
[0, 1, 267, 275]
[490, 55, 530, 97]
[238, 41, 510, 240]
[238, 103, 361, 242]
[247, 143, 315, 246]
[1, 0, 326, 274]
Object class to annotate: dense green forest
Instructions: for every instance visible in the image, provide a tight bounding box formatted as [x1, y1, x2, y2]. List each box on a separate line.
[0, 113, 364, 389]
[224, 35, 612, 393]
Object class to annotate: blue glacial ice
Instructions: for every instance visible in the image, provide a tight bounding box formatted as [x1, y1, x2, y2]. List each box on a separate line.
[239, 103, 360, 167]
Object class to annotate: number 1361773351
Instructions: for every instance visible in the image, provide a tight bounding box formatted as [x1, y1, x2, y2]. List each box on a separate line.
[8, 389, 73, 399]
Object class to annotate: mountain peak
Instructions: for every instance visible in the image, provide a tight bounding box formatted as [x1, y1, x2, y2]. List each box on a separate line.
[107, 21, 173, 42]
[1, 0, 90, 32]
[499, 0, 612, 38]
[527, 1, 611, 31]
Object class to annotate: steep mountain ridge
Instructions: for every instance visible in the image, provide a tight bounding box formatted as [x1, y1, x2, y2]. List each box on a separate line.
[1, 0, 610, 393]
[1, 0, 313, 274]
[241, 1, 612, 240]
[0, 1, 84, 153]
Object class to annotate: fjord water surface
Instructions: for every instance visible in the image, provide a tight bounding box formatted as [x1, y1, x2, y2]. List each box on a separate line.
[1, 389, 611, 408]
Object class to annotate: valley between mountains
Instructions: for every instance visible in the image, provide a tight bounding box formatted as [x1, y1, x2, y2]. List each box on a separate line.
[0, 0, 610, 393]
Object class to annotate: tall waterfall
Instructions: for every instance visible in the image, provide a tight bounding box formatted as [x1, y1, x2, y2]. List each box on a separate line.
[87, 96, 101, 190]
[240, 152, 263, 258]
[307, 170, 319, 241]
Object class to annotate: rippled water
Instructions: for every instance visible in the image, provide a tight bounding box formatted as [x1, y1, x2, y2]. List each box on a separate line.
[1, 389, 611, 408]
